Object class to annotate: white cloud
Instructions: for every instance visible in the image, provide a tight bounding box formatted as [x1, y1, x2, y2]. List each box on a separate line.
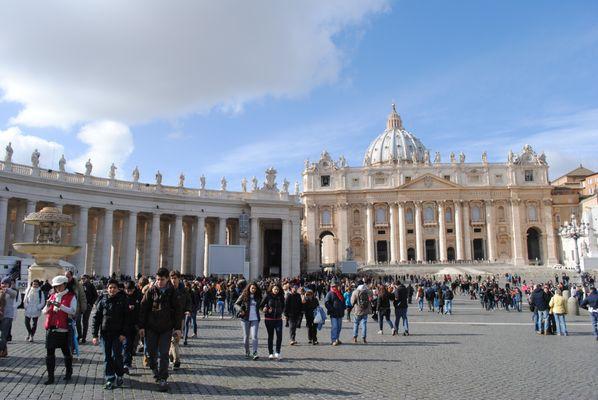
[71, 121, 134, 178]
[0, 126, 64, 168]
[0, 0, 388, 128]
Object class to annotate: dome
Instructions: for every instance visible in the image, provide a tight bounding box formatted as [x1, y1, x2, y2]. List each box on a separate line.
[363, 105, 427, 166]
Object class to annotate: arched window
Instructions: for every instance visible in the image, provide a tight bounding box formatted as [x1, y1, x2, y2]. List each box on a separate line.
[445, 208, 453, 223]
[498, 206, 506, 222]
[375, 207, 386, 224]
[405, 208, 414, 224]
[424, 206, 434, 223]
[353, 209, 360, 225]
[471, 206, 481, 222]
[321, 210, 332, 226]
[527, 205, 537, 221]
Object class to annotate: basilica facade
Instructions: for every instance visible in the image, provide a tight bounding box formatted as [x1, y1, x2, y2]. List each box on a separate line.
[301, 106, 558, 271]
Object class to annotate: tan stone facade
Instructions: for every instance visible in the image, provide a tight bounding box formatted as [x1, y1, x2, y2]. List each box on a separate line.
[301, 106, 558, 271]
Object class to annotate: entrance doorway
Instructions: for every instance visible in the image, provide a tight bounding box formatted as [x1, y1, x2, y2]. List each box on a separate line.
[425, 239, 436, 262]
[264, 229, 281, 277]
[473, 238, 485, 260]
[376, 241, 388, 263]
[447, 247, 455, 261]
[527, 227, 542, 265]
[407, 247, 415, 261]
[319, 231, 336, 267]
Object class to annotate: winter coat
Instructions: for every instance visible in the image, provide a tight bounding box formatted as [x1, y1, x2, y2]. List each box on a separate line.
[350, 288, 372, 317]
[377, 290, 392, 311]
[549, 294, 567, 315]
[139, 285, 184, 333]
[260, 293, 285, 320]
[67, 278, 87, 316]
[234, 293, 262, 322]
[530, 288, 550, 311]
[393, 285, 409, 309]
[302, 297, 319, 322]
[284, 292, 303, 318]
[324, 290, 346, 318]
[82, 281, 98, 307]
[0, 287, 16, 319]
[92, 291, 128, 337]
[24, 286, 45, 318]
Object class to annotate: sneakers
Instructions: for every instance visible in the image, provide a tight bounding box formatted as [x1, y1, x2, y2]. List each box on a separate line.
[245, 351, 251, 359]
[313, 341, 319, 345]
[104, 381, 114, 390]
[269, 354, 275, 360]
[362, 337, 367, 344]
[157, 380, 169, 392]
[392, 330, 397, 336]
[252, 352, 259, 360]
[116, 376, 124, 387]
[123, 366, 130, 375]
[377, 330, 383, 335]
[274, 352, 281, 361]
[289, 340, 297, 345]
[403, 331, 409, 336]
[353, 337, 358, 344]
[173, 361, 181, 370]
[332, 340, 339, 346]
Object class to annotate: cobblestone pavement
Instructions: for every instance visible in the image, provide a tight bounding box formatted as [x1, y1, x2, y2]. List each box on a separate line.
[1, 296, 597, 400]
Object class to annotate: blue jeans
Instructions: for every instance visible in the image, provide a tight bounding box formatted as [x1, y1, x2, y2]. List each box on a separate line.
[217, 301, 225, 318]
[241, 320, 259, 354]
[418, 298, 424, 311]
[394, 308, 409, 333]
[102, 334, 124, 380]
[330, 317, 343, 343]
[591, 312, 598, 338]
[352, 314, 367, 338]
[444, 300, 453, 314]
[535, 310, 549, 333]
[554, 314, 568, 335]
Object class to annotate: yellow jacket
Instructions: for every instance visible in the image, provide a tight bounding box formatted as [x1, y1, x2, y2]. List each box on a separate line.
[549, 294, 567, 315]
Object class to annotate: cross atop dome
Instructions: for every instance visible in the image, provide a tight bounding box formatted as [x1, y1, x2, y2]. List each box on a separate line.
[386, 103, 403, 130]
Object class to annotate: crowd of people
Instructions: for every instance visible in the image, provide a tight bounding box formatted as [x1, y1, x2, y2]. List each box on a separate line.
[0, 268, 596, 392]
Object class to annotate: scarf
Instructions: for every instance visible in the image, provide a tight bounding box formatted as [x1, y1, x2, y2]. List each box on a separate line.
[54, 288, 69, 303]
[331, 287, 343, 301]
[25, 286, 40, 303]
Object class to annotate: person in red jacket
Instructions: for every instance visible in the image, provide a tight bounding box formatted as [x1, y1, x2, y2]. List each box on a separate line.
[42, 275, 77, 385]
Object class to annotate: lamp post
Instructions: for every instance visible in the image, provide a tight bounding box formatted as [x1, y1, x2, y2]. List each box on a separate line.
[558, 214, 589, 274]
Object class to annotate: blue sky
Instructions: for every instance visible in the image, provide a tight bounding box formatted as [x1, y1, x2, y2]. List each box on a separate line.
[0, 0, 597, 189]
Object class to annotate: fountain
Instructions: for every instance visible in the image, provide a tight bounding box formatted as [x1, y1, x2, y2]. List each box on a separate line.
[12, 206, 81, 283]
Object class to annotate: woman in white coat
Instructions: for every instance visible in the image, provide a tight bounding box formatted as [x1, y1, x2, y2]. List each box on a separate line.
[23, 279, 45, 342]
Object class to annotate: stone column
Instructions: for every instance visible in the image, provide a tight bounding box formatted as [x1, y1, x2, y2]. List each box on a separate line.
[218, 217, 227, 245]
[415, 202, 424, 262]
[172, 214, 183, 271]
[281, 219, 291, 278]
[23, 200, 36, 242]
[338, 203, 349, 261]
[543, 199, 558, 265]
[438, 201, 447, 261]
[454, 201, 464, 260]
[250, 217, 260, 280]
[511, 199, 524, 265]
[102, 208, 114, 277]
[14, 202, 25, 243]
[305, 205, 318, 269]
[389, 202, 398, 263]
[195, 216, 206, 277]
[0, 197, 8, 255]
[365, 203, 375, 264]
[125, 211, 137, 278]
[485, 200, 496, 261]
[150, 213, 161, 271]
[463, 201, 472, 260]
[76, 206, 89, 273]
[290, 218, 301, 277]
[398, 202, 407, 262]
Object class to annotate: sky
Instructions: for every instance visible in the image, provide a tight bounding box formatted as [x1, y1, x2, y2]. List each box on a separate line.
[0, 0, 597, 190]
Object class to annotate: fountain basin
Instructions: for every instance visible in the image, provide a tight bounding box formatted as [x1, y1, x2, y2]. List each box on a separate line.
[13, 243, 80, 283]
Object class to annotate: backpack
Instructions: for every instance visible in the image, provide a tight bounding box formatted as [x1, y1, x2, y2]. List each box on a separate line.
[357, 290, 370, 309]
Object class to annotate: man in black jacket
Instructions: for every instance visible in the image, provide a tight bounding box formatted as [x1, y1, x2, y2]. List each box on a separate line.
[284, 285, 303, 345]
[530, 284, 550, 334]
[393, 282, 409, 336]
[92, 279, 128, 390]
[139, 268, 183, 392]
[122, 280, 140, 374]
[80, 274, 98, 344]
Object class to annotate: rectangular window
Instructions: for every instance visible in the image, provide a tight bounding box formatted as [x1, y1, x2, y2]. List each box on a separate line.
[447, 229, 453, 233]
[404, 176, 411, 183]
[321, 175, 330, 187]
[377, 230, 386, 235]
[474, 228, 482, 233]
[407, 229, 414, 234]
[524, 170, 534, 182]
[374, 177, 386, 185]
[443, 175, 451, 181]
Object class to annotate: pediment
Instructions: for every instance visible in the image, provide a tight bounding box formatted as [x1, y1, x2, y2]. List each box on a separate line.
[399, 174, 461, 190]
